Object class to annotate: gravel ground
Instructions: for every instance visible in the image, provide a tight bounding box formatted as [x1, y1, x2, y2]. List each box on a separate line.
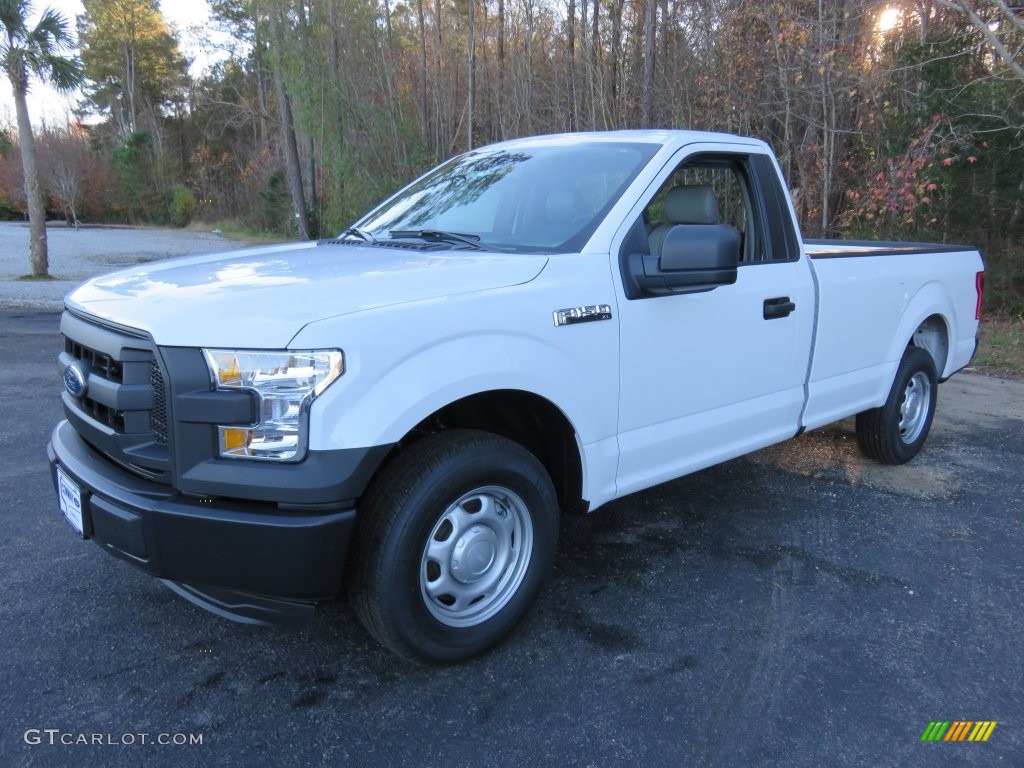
[0, 222, 244, 310]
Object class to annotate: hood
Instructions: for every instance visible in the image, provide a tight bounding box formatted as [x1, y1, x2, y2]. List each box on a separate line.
[65, 241, 549, 347]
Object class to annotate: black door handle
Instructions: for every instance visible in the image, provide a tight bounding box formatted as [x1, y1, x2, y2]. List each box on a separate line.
[763, 296, 796, 319]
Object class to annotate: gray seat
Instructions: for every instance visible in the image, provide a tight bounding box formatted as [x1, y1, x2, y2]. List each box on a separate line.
[648, 185, 723, 257]
[545, 189, 582, 223]
[539, 188, 585, 242]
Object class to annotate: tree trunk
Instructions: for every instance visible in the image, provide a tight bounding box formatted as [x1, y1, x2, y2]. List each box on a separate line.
[468, 0, 475, 149]
[568, 0, 577, 131]
[591, 0, 602, 128]
[934, 0, 1024, 82]
[436, 0, 445, 155]
[268, 8, 310, 239]
[525, 0, 534, 133]
[611, 0, 623, 124]
[766, 0, 794, 183]
[13, 83, 48, 277]
[124, 41, 137, 134]
[642, 0, 655, 126]
[254, 8, 268, 145]
[379, 0, 404, 161]
[659, 0, 668, 75]
[325, 0, 346, 194]
[498, 0, 506, 138]
[418, 0, 429, 135]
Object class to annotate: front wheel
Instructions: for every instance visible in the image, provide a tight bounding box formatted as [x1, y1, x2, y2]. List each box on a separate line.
[348, 430, 559, 663]
[856, 346, 938, 465]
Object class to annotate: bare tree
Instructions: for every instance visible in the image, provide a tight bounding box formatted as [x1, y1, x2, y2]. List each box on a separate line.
[642, 0, 656, 125]
[468, 0, 475, 149]
[933, 0, 1024, 81]
[40, 126, 90, 228]
[267, 4, 309, 238]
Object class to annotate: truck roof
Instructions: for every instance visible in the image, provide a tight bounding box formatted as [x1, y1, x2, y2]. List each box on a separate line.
[484, 129, 770, 153]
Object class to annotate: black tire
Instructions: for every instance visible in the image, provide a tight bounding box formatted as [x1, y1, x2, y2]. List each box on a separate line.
[856, 346, 938, 465]
[347, 429, 559, 663]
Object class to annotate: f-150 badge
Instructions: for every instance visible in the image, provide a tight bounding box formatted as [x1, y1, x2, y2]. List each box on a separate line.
[552, 304, 613, 327]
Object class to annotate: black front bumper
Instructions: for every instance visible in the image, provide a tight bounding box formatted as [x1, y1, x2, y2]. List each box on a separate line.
[48, 420, 358, 624]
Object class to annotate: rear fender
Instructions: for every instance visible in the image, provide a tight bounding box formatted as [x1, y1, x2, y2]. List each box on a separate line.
[887, 281, 955, 378]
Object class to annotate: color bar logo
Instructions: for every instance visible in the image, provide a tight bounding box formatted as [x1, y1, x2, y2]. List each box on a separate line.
[921, 721, 997, 742]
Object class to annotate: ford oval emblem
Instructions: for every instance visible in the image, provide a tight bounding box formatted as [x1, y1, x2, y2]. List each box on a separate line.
[63, 363, 88, 399]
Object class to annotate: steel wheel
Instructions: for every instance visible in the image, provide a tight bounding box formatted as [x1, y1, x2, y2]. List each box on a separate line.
[856, 346, 938, 465]
[898, 372, 932, 444]
[420, 486, 534, 627]
[348, 429, 559, 662]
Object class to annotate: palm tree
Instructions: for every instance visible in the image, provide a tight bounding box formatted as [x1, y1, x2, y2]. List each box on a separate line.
[0, 1, 82, 277]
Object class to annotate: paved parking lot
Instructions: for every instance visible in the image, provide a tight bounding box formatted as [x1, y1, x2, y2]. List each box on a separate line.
[0, 222, 238, 310]
[2, 309, 1021, 767]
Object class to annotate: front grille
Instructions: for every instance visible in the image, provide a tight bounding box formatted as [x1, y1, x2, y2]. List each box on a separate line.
[60, 312, 172, 483]
[65, 338, 123, 382]
[79, 392, 126, 432]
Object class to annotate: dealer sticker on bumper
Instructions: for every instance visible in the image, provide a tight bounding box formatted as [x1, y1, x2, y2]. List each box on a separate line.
[56, 467, 85, 537]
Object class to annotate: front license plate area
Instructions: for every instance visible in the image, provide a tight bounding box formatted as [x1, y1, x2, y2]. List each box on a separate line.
[56, 467, 86, 538]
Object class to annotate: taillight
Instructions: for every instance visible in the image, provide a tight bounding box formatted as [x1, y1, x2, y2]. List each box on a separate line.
[975, 271, 985, 320]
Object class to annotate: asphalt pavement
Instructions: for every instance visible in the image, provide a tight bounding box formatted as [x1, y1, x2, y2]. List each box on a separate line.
[1, 309, 1021, 767]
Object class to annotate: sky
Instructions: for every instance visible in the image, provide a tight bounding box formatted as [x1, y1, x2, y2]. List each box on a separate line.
[0, 0, 222, 129]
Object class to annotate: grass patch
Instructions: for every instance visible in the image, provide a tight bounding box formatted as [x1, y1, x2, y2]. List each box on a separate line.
[972, 314, 1024, 379]
[187, 220, 292, 246]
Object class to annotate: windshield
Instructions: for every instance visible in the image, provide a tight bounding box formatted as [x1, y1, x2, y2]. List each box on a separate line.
[355, 141, 658, 253]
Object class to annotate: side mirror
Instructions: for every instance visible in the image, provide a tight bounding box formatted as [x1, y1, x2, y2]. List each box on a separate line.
[628, 224, 740, 296]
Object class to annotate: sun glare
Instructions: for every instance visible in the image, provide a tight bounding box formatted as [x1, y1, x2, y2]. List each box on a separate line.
[878, 6, 902, 33]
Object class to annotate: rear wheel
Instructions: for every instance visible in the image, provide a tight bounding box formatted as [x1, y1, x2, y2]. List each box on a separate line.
[856, 346, 938, 465]
[348, 430, 559, 663]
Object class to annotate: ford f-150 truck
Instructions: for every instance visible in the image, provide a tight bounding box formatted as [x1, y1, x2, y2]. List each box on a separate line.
[48, 130, 985, 662]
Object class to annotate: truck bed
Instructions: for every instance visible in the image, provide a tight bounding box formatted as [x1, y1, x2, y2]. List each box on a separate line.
[804, 239, 977, 259]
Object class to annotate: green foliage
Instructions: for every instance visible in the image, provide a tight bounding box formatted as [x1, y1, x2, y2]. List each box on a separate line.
[843, 118, 954, 239]
[0, 0, 84, 93]
[265, 0, 433, 238]
[169, 184, 196, 226]
[112, 131, 167, 223]
[0, 200, 20, 220]
[974, 315, 1024, 379]
[0, 127, 13, 157]
[34, 0, 1024, 313]
[78, 0, 188, 133]
[840, 13, 1024, 313]
[256, 169, 291, 234]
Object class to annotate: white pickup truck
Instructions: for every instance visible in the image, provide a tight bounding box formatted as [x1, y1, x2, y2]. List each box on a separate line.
[48, 130, 985, 662]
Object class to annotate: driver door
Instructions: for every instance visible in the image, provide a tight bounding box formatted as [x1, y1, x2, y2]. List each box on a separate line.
[614, 146, 815, 497]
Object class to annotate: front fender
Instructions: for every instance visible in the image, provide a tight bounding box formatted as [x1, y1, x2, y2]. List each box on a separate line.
[318, 332, 604, 449]
[292, 280, 620, 455]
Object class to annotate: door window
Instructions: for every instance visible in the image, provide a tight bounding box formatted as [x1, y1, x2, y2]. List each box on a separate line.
[641, 156, 767, 264]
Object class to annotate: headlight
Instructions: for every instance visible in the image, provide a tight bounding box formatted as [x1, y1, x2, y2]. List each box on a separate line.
[202, 349, 344, 462]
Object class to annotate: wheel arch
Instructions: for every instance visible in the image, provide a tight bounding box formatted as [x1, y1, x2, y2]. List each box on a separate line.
[909, 314, 950, 379]
[889, 281, 956, 378]
[376, 389, 587, 514]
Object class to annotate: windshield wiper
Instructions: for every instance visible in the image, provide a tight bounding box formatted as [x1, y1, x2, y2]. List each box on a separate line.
[338, 227, 377, 243]
[389, 229, 483, 250]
